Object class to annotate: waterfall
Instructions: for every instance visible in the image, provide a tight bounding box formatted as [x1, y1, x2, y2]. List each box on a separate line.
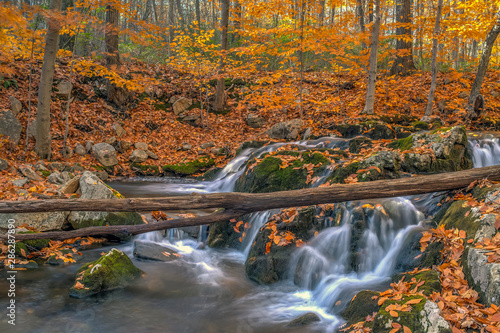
[469, 137, 500, 168]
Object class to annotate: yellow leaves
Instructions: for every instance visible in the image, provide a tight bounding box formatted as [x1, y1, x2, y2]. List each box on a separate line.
[74, 281, 84, 290]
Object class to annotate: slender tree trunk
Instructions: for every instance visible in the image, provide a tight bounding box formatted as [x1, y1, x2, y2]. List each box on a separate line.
[361, 0, 381, 115]
[195, 0, 201, 25]
[105, 4, 127, 107]
[168, 0, 175, 57]
[298, 0, 305, 119]
[390, 0, 415, 75]
[231, 0, 241, 45]
[467, 11, 500, 118]
[423, 0, 443, 118]
[176, 0, 184, 29]
[356, 0, 365, 32]
[318, 0, 325, 26]
[214, 0, 229, 113]
[35, 0, 62, 159]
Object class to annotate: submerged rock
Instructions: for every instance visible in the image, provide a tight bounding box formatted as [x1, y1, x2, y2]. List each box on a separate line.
[133, 240, 179, 262]
[286, 312, 321, 327]
[69, 248, 143, 298]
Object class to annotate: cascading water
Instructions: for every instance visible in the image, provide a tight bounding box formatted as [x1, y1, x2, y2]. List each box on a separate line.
[469, 137, 500, 168]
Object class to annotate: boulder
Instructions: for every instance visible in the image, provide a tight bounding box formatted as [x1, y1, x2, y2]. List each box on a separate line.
[69, 248, 143, 298]
[246, 114, 266, 128]
[117, 141, 133, 153]
[0, 211, 68, 233]
[58, 176, 81, 194]
[93, 170, 109, 181]
[0, 158, 9, 171]
[0, 110, 22, 145]
[68, 172, 143, 229]
[134, 142, 148, 150]
[181, 114, 201, 126]
[287, 313, 321, 327]
[75, 143, 86, 156]
[129, 149, 148, 163]
[12, 178, 29, 187]
[85, 141, 94, 153]
[47, 171, 64, 184]
[133, 240, 179, 261]
[20, 166, 42, 181]
[9, 96, 22, 116]
[56, 80, 72, 97]
[146, 150, 158, 160]
[92, 143, 118, 167]
[112, 123, 126, 137]
[105, 136, 117, 145]
[200, 142, 215, 149]
[265, 119, 303, 140]
[172, 97, 192, 115]
[465, 247, 500, 306]
[163, 157, 215, 176]
[181, 142, 192, 151]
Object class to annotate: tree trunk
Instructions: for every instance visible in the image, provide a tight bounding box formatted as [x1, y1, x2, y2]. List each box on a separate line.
[356, 0, 365, 32]
[176, 0, 184, 29]
[105, 4, 126, 107]
[35, 0, 62, 159]
[389, 0, 415, 76]
[231, 0, 241, 45]
[195, 0, 201, 26]
[3, 165, 500, 241]
[318, 0, 325, 27]
[214, 0, 229, 113]
[468, 11, 500, 119]
[423, 0, 443, 118]
[361, 0, 381, 115]
[168, 0, 175, 57]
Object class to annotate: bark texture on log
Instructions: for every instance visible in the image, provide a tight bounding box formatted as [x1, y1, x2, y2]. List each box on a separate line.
[1, 165, 500, 241]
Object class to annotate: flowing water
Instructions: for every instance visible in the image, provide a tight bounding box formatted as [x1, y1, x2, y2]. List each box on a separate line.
[1, 136, 498, 333]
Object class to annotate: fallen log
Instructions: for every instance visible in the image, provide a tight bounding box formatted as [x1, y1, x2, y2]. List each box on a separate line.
[1, 165, 499, 241]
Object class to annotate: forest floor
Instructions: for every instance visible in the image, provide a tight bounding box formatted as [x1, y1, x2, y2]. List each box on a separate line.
[1, 56, 500, 200]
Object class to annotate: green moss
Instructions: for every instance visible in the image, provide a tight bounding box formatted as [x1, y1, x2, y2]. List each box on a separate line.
[14, 242, 29, 257]
[341, 290, 380, 326]
[371, 295, 427, 332]
[437, 201, 480, 238]
[387, 135, 413, 151]
[392, 270, 441, 296]
[349, 137, 372, 154]
[430, 127, 452, 134]
[326, 162, 360, 184]
[69, 248, 143, 298]
[71, 212, 144, 230]
[40, 170, 51, 178]
[412, 121, 430, 131]
[163, 158, 215, 176]
[130, 163, 161, 176]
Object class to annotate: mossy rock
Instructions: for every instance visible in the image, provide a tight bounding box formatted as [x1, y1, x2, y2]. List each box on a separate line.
[349, 137, 372, 154]
[163, 158, 215, 176]
[17, 231, 51, 250]
[287, 312, 321, 327]
[236, 140, 271, 156]
[14, 242, 29, 257]
[235, 151, 329, 193]
[435, 200, 480, 238]
[387, 135, 413, 151]
[197, 167, 222, 181]
[245, 207, 322, 284]
[326, 162, 360, 184]
[371, 295, 427, 332]
[341, 290, 380, 327]
[69, 248, 143, 298]
[364, 123, 396, 140]
[40, 170, 51, 178]
[130, 163, 161, 176]
[391, 269, 442, 296]
[70, 211, 144, 230]
[335, 124, 363, 138]
[412, 121, 430, 131]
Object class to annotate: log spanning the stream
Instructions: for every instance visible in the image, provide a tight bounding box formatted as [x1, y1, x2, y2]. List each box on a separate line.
[1, 165, 500, 241]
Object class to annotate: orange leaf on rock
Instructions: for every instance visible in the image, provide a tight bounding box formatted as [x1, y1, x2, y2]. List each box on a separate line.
[74, 281, 84, 290]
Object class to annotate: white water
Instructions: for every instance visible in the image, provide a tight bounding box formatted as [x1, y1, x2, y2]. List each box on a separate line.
[117, 136, 499, 332]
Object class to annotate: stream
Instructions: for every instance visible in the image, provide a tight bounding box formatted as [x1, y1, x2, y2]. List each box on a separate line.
[1, 135, 499, 333]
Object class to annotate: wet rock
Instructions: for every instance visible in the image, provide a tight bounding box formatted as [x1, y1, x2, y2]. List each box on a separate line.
[113, 123, 126, 137]
[68, 172, 143, 229]
[92, 143, 118, 167]
[20, 166, 42, 181]
[172, 97, 192, 115]
[59, 176, 80, 194]
[75, 143, 86, 156]
[348, 136, 372, 154]
[357, 151, 401, 181]
[12, 178, 29, 187]
[246, 114, 266, 128]
[133, 240, 179, 261]
[69, 248, 143, 298]
[0, 110, 22, 145]
[341, 290, 380, 327]
[287, 313, 320, 327]
[266, 119, 303, 140]
[134, 142, 148, 150]
[9, 96, 22, 115]
[163, 157, 215, 176]
[93, 170, 109, 181]
[129, 149, 148, 163]
[465, 247, 500, 305]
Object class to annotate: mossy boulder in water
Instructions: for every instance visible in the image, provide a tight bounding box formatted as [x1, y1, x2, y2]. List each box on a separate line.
[68, 172, 144, 231]
[163, 157, 215, 176]
[69, 248, 143, 298]
[235, 151, 330, 193]
[286, 312, 321, 327]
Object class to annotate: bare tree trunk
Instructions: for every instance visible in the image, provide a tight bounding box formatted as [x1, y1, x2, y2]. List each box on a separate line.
[35, 0, 62, 159]
[214, 0, 229, 113]
[195, 0, 201, 25]
[318, 0, 325, 26]
[105, 4, 127, 107]
[231, 0, 241, 45]
[168, 0, 175, 57]
[390, 0, 415, 75]
[298, 0, 305, 119]
[361, 0, 381, 115]
[356, 0, 365, 32]
[467, 11, 500, 119]
[423, 0, 443, 118]
[176, 0, 184, 29]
